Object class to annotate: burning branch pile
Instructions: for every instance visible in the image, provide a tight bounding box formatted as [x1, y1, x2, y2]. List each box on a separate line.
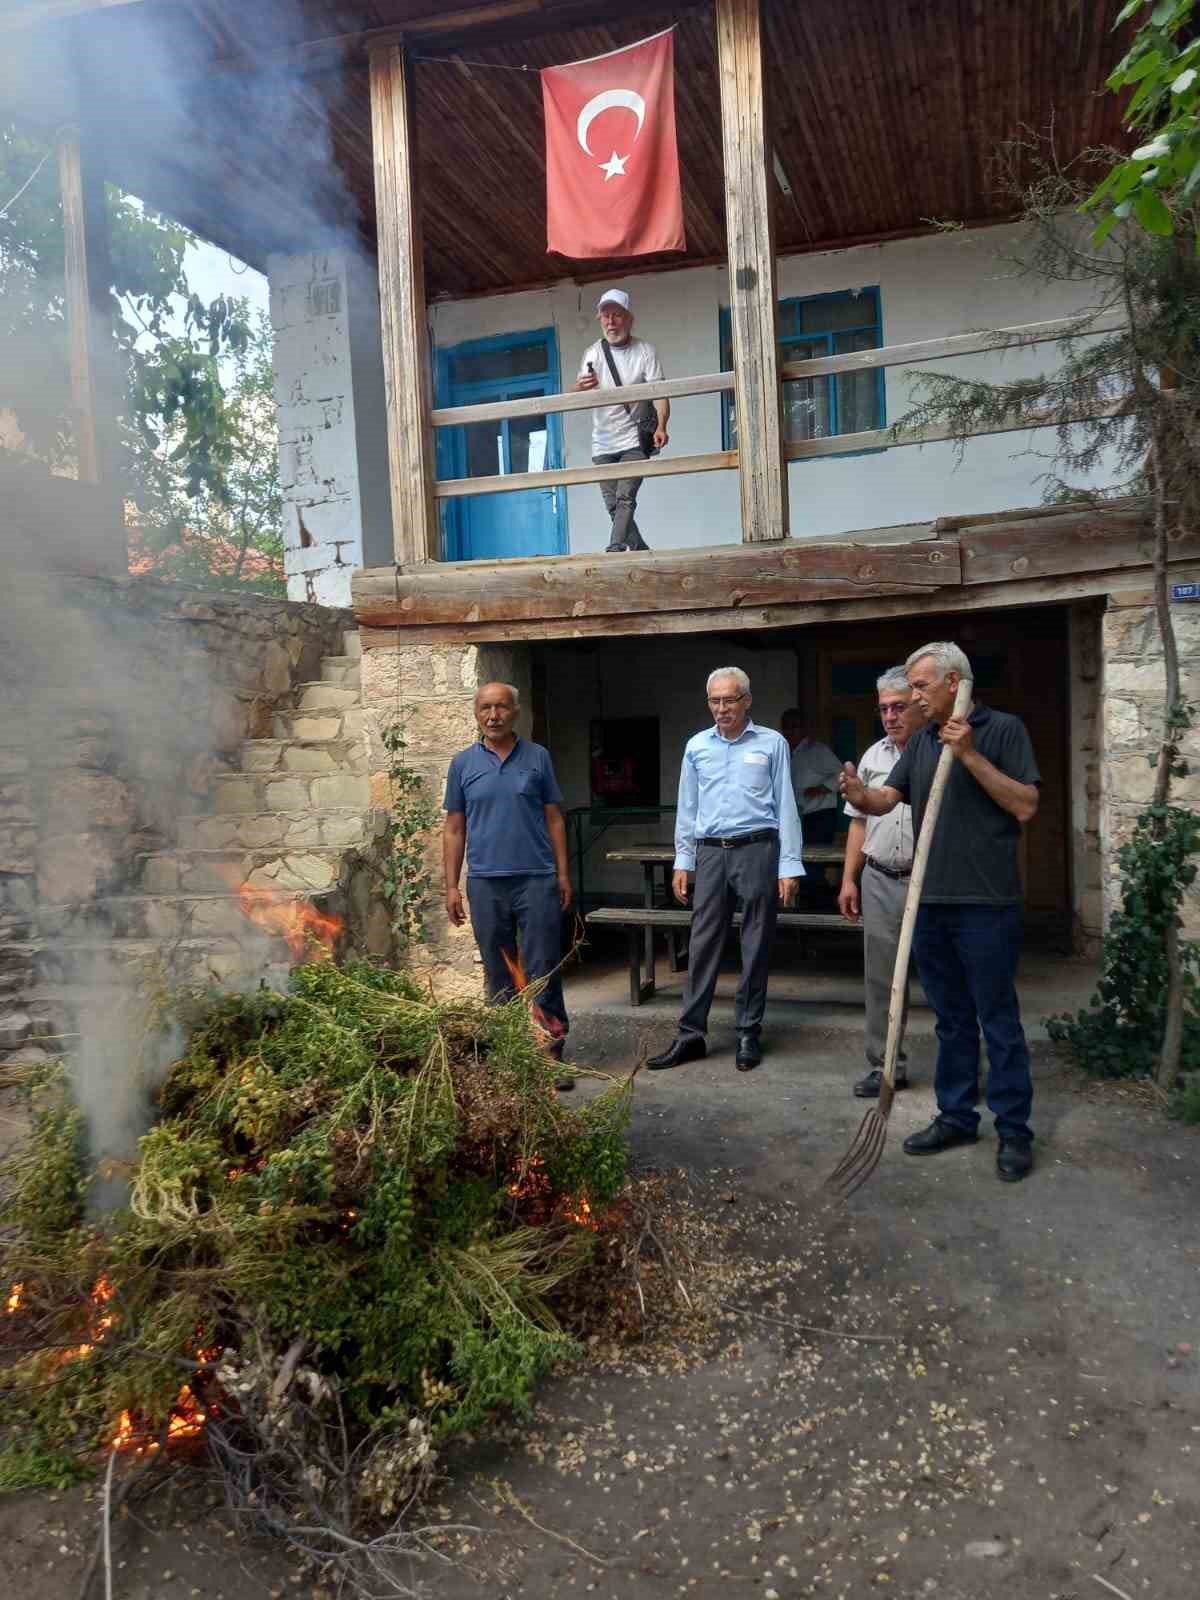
[0, 960, 632, 1578]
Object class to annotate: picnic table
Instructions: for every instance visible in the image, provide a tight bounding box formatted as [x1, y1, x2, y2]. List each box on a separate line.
[603, 842, 847, 983]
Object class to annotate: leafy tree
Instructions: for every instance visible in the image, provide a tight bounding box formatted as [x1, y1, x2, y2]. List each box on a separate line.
[1086, 0, 1200, 245]
[0, 121, 249, 502]
[127, 309, 286, 596]
[896, 138, 1200, 1090]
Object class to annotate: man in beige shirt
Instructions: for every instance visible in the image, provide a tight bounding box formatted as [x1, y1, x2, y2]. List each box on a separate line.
[838, 667, 925, 1097]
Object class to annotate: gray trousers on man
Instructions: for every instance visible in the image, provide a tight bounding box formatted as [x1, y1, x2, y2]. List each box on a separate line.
[593, 446, 650, 550]
[679, 835, 780, 1039]
[861, 861, 911, 1070]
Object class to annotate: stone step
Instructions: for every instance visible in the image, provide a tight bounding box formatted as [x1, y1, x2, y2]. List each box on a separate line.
[209, 770, 371, 815]
[292, 682, 360, 714]
[320, 656, 361, 687]
[240, 737, 367, 776]
[7, 936, 295, 993]
[137, 846, 355, 896]
[39, 885, 344, 943]
[270, 706, 367, 743]
[175, 808, 374, 852]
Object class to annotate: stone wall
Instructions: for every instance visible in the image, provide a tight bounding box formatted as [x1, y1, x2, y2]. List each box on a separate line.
[1101, 590, 1200, 935]
[359, 638, 531, 1000]
[0, 575, 350, 1055]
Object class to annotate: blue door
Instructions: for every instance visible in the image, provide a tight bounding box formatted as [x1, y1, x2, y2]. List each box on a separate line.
[436, 328, 568, 561]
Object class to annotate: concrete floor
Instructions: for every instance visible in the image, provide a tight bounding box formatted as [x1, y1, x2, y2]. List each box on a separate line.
[564, 928, 1099, 1048]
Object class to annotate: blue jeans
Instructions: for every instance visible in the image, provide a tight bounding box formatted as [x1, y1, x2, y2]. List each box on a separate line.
[911, 903, 1033, 1140]
[466, 874, 568, 1036]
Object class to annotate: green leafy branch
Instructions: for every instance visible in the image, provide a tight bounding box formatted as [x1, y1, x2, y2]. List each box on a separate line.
[379, 721, 438, 949]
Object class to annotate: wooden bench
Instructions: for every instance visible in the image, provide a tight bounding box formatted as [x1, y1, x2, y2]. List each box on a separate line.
[584, 905, 862, 1006]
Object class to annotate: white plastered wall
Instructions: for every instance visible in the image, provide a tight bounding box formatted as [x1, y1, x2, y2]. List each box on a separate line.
[268, 248, 390, 607]
[427, 221, 1118, 554]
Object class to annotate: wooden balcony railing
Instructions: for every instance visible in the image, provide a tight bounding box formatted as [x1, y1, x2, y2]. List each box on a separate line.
[426, 308, 1125, 509]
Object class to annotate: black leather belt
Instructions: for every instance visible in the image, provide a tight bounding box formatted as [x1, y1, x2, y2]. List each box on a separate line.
[698, 829, 778, 849]
[866, 857, 911, 880]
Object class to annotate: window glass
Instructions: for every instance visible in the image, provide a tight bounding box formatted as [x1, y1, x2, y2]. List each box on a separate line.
[449, 341, 549, 387]
[719, 289, 884, 451]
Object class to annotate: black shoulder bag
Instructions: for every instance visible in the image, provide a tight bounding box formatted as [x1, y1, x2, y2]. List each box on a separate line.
[600, 338, 660, 458]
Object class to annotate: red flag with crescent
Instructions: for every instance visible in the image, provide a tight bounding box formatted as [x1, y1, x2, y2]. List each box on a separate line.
[542, 27, 685, 258]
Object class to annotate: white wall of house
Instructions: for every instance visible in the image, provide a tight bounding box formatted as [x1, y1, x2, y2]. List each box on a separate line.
[268, 248, 391, 606]
[429, 222, 1116, 556]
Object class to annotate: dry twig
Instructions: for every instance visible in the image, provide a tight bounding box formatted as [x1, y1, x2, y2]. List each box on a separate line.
[727, 1300, 900, 1344]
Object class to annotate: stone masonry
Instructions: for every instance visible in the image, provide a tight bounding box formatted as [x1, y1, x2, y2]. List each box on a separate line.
[358, 638, 532, 1001]
[0, 575, 391, 1059]
[1102, 590, 1200, 935]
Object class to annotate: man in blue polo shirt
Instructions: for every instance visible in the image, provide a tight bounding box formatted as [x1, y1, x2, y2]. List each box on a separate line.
[443, 682, 573, 1072]
[839, 641, 1041, 1182]
[647, 666, 804, 1074]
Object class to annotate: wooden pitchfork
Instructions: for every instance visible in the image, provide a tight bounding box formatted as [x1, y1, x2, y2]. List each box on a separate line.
[827, 676, 974, 1199]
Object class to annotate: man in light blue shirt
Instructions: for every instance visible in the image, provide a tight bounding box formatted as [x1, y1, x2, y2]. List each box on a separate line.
[647, 667, 804, 1074]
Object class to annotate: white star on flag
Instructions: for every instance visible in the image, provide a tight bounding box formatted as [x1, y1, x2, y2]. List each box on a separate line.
[600, 150, 628, 180]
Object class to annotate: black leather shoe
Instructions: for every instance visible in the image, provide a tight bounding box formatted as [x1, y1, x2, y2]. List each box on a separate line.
[996, 1137, 1034, 1182]
[902, 1116, 978, 1155]
[853, 1067, 909, 1098]
[735, 1033, 762, 1072]
[646, 1035, 706, 1071]
[605, 542, 628, 553]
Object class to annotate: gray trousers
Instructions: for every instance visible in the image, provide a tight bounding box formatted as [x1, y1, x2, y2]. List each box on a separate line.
[593, 447, 650, 550]
[861, 862, 911, 1070]
[679, 836, 780, 1039]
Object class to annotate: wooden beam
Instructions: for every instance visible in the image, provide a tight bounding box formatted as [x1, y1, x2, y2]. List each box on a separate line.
[56, 125, 101, 484]
[351, 537, 958, 628]
[716, 0, 788, 544]
[778, 309, 1127, 383]
[959, 506, 1170, 585]
[782, 403, 1113, 463]
[431, 370, 734, 428]
[434, 449, 736, 499]
[368, 42, 439, 565]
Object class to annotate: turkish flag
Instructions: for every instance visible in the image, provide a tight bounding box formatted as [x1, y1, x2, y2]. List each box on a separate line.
[542, 27, 685, 259]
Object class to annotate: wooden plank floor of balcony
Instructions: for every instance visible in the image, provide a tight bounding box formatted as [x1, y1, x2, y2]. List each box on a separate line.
[351, 501, 1178, 645]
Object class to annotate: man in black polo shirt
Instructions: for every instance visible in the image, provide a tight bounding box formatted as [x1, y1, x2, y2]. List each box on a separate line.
[838, 641, 1041, 1182]
[443, 682, 573, 1078]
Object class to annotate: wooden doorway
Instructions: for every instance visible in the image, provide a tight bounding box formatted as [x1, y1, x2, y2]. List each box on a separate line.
[794, 606, 1072, 943]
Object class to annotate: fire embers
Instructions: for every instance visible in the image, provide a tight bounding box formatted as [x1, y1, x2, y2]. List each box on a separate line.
[234, 883, 342, 963]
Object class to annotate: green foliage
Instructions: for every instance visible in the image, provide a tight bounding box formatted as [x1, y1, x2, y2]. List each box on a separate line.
[379, 721, 439, 948]
[126, 309, 285, 596]
[1173, 1072, 1200, 1121]
[0, 960, 631, 1492]
[1047, 806, 1200, 1076]
[1, 123, 249, 488]
[1085, 1, 1200, 245]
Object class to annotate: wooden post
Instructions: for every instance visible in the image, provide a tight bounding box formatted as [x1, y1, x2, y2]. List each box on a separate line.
[715, 0, 789, 543]
[368, 41, 439, 566]
[56, 125, 102, 484]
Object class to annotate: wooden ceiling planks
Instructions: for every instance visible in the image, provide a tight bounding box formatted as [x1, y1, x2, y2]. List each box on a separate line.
[47, 0, 1132, 291]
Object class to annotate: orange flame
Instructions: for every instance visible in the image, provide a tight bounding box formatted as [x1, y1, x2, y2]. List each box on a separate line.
[500, 948, 566, 1047]
[5, 1282, 24, 1315]
[111, 1384, 207, 1454]
[235, 884, 341, 963]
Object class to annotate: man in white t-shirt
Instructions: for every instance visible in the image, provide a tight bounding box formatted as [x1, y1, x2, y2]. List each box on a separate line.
[575, 288, 669, 552]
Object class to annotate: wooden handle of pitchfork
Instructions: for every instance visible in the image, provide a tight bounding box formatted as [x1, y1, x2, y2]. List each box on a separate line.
[881, 678, 973, 1089]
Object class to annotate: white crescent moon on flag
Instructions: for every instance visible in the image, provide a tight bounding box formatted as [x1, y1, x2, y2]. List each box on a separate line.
[577, 89, 646, 156]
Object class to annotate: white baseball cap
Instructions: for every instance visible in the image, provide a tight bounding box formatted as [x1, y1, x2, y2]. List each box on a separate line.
[596, 288, 631, 312]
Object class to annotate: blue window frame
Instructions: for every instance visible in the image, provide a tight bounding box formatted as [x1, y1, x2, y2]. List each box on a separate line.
[433, 327, 568, 561]
[719, 287, 885, 452]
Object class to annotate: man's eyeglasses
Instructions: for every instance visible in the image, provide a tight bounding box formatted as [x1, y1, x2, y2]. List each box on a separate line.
[708, 693, 746, 708]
